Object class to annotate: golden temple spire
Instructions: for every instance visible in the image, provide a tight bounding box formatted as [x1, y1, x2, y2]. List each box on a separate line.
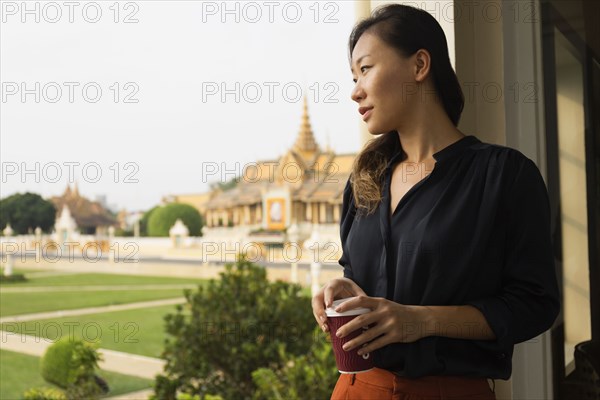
[292, 95, 320, 154]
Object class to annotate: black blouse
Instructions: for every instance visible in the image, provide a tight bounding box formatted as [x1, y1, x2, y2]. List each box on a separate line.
[338, 134, 560, 379]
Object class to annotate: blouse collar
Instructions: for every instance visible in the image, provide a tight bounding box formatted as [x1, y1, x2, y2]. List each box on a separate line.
[385, 134, 481, 170]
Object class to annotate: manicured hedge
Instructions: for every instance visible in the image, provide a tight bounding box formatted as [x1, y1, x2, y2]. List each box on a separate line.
[147, 204, 202, 237]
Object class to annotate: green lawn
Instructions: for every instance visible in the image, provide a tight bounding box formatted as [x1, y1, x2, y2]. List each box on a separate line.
[0, 290, 188, 317]
[0, 272, 206, 287]
[2, 305, 186, 358]
[0, 349, 152, 400]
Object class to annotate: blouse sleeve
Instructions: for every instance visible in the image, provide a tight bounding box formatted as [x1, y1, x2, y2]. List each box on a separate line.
[338, 176, 356, 280]
[465, 156, 561, 355]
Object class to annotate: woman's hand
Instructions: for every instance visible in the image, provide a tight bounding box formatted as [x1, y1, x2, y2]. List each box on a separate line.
[311, 277, 367, 333]
[333, 296, 425, 356]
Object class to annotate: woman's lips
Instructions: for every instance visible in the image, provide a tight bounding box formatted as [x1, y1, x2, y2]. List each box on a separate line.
[362, 109, 372, 121]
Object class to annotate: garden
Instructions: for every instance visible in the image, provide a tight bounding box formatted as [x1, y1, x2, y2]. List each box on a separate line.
[0, 268, 202, 399]
[0, 258, 338, 399]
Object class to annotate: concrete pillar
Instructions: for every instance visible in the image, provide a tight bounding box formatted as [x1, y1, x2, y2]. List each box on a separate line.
[319, 203, 326, 223]
[454, 0, 506, 145]
[454, 1, 554, 398]
[244, 205, 250, 225]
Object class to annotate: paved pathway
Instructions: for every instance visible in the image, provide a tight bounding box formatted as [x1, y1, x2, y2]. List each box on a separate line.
[0, 297, 186, 323]
[1, 284, 197, 293]
[1, 331, 165, 380]
[1, 295, 181, 399]
[7, 258, 344, 284]
[2, 259, 344, 399]
[19, 271, 81, 279]
[105, 389, 155, 399]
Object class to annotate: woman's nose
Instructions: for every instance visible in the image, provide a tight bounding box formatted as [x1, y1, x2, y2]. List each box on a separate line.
[351, 83, 364, 103]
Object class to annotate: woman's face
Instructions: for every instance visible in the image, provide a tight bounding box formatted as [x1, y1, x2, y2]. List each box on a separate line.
[350, 32, 421, 135]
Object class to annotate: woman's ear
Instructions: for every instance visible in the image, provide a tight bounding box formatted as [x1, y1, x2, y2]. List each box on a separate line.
[414, 49, 431, 83]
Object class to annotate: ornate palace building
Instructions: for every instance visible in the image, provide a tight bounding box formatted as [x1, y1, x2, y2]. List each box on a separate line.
[165, 97, 356, 254]
[51, 183, 116, 235]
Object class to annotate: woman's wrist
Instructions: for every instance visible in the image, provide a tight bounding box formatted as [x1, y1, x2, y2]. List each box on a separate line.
[415, 305, 496, 341]
[394, 304, 436, 341]
[417, 305, 438, 339]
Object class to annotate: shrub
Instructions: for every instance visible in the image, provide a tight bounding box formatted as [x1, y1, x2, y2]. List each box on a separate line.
[23, 387, 67, 400]
[139, 205, 160, 236]
[147, 203, 203, 237]
[64, 379, 105, 400]
[155, 254, 315, 399]
[0, 270, 27, 283]
[40, 337, 105, 399]
[251, 327, 339, 400]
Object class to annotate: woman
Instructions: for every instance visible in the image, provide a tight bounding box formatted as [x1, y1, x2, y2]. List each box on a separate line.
[311, 4, 560, 400]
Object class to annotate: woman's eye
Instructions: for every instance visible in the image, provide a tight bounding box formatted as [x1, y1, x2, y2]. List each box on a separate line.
[360, 66, 370, 73]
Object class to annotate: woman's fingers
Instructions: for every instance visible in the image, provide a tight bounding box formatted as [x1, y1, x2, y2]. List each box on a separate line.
[355, 334, 391, 355]
[312, 278, 367, 332]
[324, 278, 363, 307]
[341, 324, 384, 352]
[335, 308, 378, 338]
[323, 281, 341, 309]
[311, 288, 328, 331]
[334, 294, 376, 314]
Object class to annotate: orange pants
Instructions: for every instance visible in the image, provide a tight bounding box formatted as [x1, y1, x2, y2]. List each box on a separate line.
[331, 368, 496, 400]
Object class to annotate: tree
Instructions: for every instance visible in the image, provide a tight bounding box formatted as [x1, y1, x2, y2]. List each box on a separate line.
[0, 193, 56, 234]
[154, 255, 316, 400]
[147, 203, 203, 237]
[139, 205, 160, 237]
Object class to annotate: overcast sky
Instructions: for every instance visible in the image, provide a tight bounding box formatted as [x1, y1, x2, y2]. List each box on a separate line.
[1, 0, 454, 212]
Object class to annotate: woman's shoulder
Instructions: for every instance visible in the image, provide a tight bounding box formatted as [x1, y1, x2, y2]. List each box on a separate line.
[470, 138, 531, 161]
[468, 138, 548, 198]
[469, 138, 543, 178]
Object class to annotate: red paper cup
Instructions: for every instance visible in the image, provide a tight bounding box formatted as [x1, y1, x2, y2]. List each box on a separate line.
[326, 297, 374, 374]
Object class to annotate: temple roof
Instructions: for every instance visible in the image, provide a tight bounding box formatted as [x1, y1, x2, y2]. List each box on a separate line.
[205, 170, 351, 210]
[51, 183, 117, 229]
[198, 99, 356, 210]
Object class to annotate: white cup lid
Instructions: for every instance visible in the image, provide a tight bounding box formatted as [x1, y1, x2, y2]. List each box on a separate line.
[325, 297, 371, 317]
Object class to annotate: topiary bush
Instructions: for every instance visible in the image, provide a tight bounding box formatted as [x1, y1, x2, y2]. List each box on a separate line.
[139, 205, 160, 236]
[147, 203, 203, 237]
[155, 254, 316, 400]
[40, 337, 105, 399]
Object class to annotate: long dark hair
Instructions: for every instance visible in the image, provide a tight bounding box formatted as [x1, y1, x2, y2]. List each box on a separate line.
[348, 4, 464, 216]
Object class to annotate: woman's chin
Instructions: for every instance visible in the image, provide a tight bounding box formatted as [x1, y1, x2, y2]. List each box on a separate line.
[366, 124, 389, 136]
